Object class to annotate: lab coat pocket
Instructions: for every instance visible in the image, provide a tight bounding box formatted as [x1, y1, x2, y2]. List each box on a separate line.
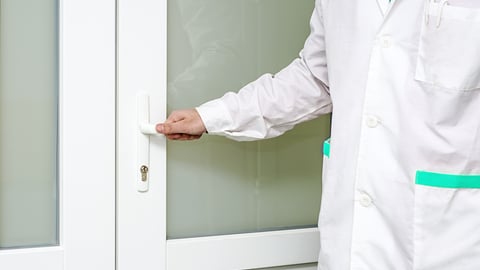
[414, 170, 480, 270]
[415, 3, 480, 91]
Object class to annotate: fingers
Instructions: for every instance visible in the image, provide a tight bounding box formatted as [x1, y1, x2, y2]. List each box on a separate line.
[156, 122, 192, 135]
[156, 109, 207, 141]
[165, 133, 202, 141]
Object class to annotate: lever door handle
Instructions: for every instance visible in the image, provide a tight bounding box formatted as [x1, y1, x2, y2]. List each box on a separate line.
[137, 93, 163, 192]
[139, 123, 161, 135]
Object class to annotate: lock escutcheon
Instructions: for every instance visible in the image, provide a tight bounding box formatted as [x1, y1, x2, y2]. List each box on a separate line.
[140, 165, 149, 182]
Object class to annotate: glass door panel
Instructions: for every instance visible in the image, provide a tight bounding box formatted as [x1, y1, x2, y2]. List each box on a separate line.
[167, 0, 330, 239]
[0, 0, 58, 248]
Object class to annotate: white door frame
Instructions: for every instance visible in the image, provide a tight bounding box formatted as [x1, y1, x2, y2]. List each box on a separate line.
[116, 0, 167, 269]
[116, 1, 319, 269]
[0, 0, 116, 269]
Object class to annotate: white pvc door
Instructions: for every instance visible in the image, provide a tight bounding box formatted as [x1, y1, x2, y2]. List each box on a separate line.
[117, 1, 329, 269]
[0, 1, 115, 269]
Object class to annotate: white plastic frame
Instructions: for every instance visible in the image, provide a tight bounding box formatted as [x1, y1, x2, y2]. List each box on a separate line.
[0, 0, 116, 269]
[167, 228, 319, 269]
[116, 0, 319, 269]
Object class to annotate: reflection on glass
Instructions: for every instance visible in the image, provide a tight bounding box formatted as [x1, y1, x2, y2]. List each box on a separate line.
[0, 0, 58, 248]
[167, 0, 330, 239]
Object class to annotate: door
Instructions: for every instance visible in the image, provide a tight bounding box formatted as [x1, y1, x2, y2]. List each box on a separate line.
[0, 0, 115, 269]
[117, 0, 329, 269]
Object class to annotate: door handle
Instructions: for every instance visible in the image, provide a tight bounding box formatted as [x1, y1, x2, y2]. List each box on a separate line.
[139, 123, 160, 135]
[137, 93, 162, 192]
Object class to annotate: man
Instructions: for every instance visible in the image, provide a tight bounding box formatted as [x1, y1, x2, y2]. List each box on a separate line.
[157, 0, 480, 269]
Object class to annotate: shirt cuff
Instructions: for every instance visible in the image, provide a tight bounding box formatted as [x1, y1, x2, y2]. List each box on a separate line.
[195, 99, 233, 136]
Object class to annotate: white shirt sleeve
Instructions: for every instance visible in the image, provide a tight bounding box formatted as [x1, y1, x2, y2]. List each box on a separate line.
[196, 2, 332, 141]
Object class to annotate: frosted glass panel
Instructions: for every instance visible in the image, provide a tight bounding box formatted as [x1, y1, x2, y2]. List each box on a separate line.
[167, 0, 329, 238]
[0, 0, 58, 248]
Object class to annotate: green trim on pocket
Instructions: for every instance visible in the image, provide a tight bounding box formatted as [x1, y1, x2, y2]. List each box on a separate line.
[323, 138, 331, 158]
[416, 171, 480, 189]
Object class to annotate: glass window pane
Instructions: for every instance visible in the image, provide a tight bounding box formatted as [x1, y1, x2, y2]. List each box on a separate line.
[0, 0, 58, 248]
[167, 0, 330, 239]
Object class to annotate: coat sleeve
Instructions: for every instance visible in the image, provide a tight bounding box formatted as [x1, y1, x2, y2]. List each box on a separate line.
[196, 1, 331, 141]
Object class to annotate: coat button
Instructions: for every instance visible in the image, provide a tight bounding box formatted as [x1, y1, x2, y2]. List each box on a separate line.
[366, 115, 380, 128]
[359, 193, 373, 207]
[379, 35, 392, 48]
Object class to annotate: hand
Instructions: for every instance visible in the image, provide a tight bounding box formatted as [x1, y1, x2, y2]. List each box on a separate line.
[156, 109, 207, 140]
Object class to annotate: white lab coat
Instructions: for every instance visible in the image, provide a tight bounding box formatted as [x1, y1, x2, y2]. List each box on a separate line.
[196, 0, 480, 269]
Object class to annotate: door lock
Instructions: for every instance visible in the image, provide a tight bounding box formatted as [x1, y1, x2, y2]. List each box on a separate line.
[140, 165, 149, 182]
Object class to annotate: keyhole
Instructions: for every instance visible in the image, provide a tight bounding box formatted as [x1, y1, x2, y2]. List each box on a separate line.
[140, 165, 149, 182]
